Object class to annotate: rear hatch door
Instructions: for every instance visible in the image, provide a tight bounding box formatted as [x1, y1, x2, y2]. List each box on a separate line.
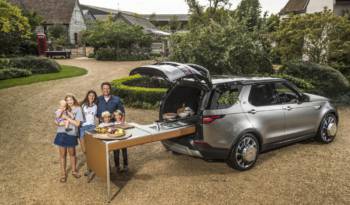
[129, 62, 212, 88]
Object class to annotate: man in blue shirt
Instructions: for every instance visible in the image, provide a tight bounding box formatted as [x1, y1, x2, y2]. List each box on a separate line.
[97, 82, 128, 173]
[97, 82, 125, 118]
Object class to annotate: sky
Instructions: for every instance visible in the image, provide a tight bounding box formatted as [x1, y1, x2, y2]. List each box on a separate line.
[79, 0, 289, 15]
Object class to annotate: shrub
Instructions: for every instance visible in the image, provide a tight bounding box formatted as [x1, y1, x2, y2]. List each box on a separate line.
[95, 48, 150, 61]
[282, 61, 349, 97]
[0, 67, 32, 80]
[271, 74, 315, 91]
[111, 75, 167, 109]
[9, 56, 61, 74]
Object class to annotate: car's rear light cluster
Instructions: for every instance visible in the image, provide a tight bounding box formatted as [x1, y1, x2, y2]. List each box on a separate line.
[202, 115, 225, 124]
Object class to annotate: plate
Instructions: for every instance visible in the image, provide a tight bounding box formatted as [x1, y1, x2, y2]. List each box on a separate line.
[93, 133, 132, 140]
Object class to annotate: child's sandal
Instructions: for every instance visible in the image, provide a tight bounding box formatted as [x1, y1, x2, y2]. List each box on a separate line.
[72, 171, 81, 179]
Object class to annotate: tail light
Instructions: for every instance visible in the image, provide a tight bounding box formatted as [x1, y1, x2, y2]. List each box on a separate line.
[202, 115, 224, 124]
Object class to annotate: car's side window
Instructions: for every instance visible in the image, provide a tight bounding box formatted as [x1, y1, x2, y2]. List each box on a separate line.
[209, 84, 241, 109]
[249, 83, 279, 106]
[273, 82, 300, 104]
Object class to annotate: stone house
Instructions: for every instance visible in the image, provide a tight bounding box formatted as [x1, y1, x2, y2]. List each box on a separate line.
[280, 0, 350, 16]
[8, 0, 86, 45]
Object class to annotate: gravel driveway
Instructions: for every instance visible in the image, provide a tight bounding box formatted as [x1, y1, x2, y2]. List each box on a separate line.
[0, 58, 349, 204]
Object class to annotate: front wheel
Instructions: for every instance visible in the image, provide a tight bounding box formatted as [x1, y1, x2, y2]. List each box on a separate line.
[316, 113, 338, 143]
[227, 133, 259, 171]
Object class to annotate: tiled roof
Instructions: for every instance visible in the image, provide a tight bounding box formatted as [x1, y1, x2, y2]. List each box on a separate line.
[280, 0, 310, 15]
[8, 0, 77, 24]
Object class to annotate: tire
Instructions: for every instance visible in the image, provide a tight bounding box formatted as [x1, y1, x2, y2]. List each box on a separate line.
[316, 113, 338, 144]
[226, 133, 259, 171]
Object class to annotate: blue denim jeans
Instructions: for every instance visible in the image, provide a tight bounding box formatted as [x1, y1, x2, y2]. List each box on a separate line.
[79, 124, 96, 139]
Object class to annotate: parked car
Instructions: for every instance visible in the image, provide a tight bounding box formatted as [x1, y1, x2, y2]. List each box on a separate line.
[130, 62, 339, 171]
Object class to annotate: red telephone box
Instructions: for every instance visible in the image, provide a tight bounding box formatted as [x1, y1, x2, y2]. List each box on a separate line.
[36, 33, 47, 56]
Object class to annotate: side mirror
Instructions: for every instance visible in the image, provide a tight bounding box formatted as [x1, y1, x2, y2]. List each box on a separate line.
[300, 94, 310, 103]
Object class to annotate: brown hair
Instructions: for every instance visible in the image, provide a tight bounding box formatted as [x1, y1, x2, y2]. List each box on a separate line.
[81, 90, 98, 107]
[101, 82, 112, 89]
[65, 94, 80, 111]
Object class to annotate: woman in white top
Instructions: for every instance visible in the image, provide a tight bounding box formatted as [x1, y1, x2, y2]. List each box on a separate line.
[79, 90, 98, 153]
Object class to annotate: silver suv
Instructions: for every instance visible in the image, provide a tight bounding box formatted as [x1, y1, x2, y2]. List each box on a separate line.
[130, 62, 339, 171]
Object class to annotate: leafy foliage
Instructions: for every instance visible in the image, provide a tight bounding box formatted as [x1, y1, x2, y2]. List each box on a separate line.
[0, 67, 32, 80]
[47, 25, 69, 50]
[170, 0, 272, 75]
[282, 61, 349, 97]
[234, 0, 262, 31]
[8, 56, 61, 74]
[170, 17, 272, 75]
[82, 17, 152, 60]
[273, 10, 350, 72]
[0, 0, 31, 56]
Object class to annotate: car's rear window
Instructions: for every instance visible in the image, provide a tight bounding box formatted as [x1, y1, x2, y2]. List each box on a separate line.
[208, 84, 242, 110]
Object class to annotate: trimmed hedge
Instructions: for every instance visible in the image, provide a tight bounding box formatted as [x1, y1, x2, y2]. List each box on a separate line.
[8, 56, 61, 74]
[0, 68, 32, 80]
[95, 48, 150, 61]
[271, 74, 315, 91]
[111, 75, 167, 109]
[282, 61, 349, 97]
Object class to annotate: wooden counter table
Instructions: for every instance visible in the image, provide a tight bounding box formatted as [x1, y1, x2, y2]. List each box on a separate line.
[84, 123, 196, 202]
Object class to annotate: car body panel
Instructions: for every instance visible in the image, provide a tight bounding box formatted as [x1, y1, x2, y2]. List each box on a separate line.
[202, 104, 252, 149]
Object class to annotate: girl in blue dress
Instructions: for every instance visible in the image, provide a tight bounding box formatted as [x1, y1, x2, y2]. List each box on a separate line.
[54, 94, 84, 183]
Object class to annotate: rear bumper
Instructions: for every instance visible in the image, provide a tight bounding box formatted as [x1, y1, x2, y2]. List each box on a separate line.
[162, 140, 203, 158]
[162, 139, 230, 160]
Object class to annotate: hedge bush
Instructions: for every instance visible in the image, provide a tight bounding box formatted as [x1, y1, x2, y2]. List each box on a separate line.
[282, 61, 349, 97]
[0, 67, 32, 80]
[95, 48, 150, 61]
[111, 75, 167, 109]
[271, 74, 315, 91]
[8, 56, 61, 74]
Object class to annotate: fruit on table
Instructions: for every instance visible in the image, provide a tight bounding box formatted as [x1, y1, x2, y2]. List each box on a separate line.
[113, 128, 125, 137]
[95, 127, 108, 134]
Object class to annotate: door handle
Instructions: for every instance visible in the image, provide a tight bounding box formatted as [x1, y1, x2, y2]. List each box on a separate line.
[248, 109, 256, 114]
[283, 106, 293, 111]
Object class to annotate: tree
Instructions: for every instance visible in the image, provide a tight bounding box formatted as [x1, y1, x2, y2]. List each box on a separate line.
[0, 0, 31, 55]
[274, 10, 350, 74]
[82, 17, 152, 60]
[234, 0, 262, 31]
[170, 16, 272, 75]
[169, 15, 181, 32]
[185, 0, 231, 28]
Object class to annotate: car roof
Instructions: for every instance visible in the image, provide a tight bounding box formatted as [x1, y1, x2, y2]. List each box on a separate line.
[211, 75, 285, 85]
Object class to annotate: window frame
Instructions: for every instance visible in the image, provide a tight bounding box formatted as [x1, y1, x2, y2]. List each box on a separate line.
[207, 83, 242, 110]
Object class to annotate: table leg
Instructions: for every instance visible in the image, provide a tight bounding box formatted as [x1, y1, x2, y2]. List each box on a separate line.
[106, 144, 111, 202]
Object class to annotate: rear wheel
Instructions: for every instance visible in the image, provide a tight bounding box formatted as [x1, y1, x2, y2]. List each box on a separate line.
[316, 113, 338, 143]
[227, 133, 259, 171]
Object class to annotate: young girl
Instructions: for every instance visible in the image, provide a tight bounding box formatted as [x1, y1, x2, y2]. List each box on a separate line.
[98, 111, 114, 128]
[54, 94, 83, 183]
[80, 90, 98, 153]
[113, 110, 128, 172]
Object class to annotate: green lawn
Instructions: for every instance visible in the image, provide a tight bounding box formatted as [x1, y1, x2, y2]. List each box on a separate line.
[0, 65, 87, 89]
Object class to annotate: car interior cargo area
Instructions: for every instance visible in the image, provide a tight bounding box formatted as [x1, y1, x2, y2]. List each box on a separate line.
[161, 85, 203, 123]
